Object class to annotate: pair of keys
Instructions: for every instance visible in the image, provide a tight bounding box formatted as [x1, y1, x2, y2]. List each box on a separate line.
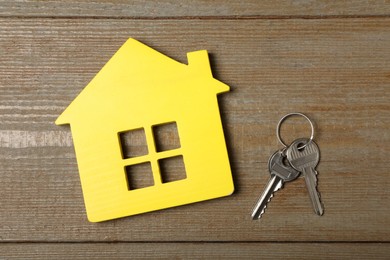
[251, 113, 324, 219]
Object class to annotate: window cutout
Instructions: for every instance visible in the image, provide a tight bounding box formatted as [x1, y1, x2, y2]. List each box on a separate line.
[153, 122, 180, 152]
[119, 128, 148, 159]
[159, 156, 186, 183]
[125, 162, 154, 190]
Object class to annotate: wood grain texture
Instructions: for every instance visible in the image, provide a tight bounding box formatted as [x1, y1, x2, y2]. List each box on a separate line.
[0, 1, 389, 257]
[0, 19, 389, 244]
[0, 0, 390, 17]
[1, 243, 390, 259]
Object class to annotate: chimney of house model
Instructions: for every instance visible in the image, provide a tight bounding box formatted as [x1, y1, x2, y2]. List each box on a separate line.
[187, 50, 213, 77]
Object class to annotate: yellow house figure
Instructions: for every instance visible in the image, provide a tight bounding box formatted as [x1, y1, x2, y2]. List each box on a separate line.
[56, 38, 234, 222]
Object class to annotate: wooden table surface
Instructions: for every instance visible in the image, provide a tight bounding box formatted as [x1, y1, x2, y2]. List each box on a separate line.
[1, 1, 389, 259]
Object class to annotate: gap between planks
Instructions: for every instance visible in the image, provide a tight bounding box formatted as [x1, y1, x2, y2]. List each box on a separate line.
[0, 15, 390, 20]
[1, 241, 390, 244]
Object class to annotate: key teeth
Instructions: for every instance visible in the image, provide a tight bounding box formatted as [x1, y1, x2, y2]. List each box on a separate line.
[258, 193, 274, 219]
[258, 182, 282, 219]
[304, 169, 324, 216]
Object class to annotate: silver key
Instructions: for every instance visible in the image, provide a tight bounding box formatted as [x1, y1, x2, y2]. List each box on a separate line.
[286, 138, 324, 216]
[251, 150, 300, 220]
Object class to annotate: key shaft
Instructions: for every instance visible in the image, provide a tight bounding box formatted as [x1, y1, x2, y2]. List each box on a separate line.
[287, 138, 324, 216]
[251, 150, 300, 220]
[303, 167, 323, 215]
[251, 175, 283, 220]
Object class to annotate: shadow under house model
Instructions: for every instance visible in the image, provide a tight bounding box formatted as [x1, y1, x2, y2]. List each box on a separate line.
[56, 38, 234, 222]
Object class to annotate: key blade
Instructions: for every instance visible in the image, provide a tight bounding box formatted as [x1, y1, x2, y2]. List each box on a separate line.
[303, 168, 324, 216]
[251, 176, 283, 220]
[286, 138, 324, 216]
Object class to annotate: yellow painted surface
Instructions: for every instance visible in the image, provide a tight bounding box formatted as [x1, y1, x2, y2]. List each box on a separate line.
[56, 38, 234, 222]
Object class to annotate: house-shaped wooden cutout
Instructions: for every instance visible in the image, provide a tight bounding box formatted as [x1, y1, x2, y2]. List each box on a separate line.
[56, 38, 234, 222]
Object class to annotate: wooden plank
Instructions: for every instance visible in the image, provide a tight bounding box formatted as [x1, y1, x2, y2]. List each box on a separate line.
[0, 0, 390, 17]
[0, 243, 389, 259]
[1, 158, 388, 241]
[0, 18, 389, 242]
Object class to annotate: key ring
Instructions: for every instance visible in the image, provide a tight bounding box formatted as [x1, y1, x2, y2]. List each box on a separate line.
[276, 112, 315, 149]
